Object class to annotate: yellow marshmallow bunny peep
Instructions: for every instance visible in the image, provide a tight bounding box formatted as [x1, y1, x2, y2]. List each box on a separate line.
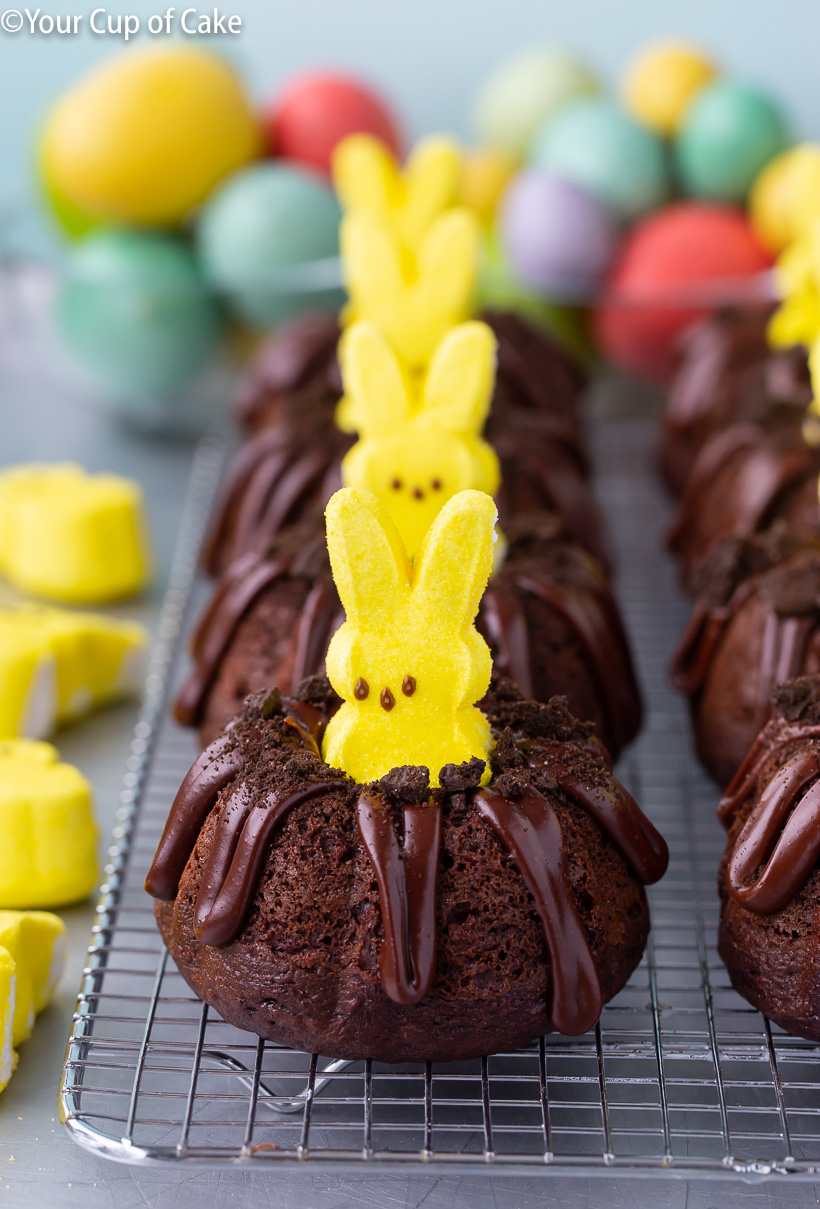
[339, 320, 500, 557]
[333, 133, 462, 256]
[322, 487, 497, 787]
[340, 207, 480, 372]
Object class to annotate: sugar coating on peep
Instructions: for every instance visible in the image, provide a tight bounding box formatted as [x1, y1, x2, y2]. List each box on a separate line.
[333, 133, 462, 254]
[339, 320, 499, 557]
[0, 740, 99, 909]
[340, 208, 479, 370]
[0, 602, 148, 740]
[0, 463, 152, 604]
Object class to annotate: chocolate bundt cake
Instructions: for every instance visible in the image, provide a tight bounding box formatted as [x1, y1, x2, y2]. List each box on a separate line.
[659, 309, 810, 494]
[207, 311, 604, 578]
[177, 513, 641, 756]
[718, 676, 820, 1039]
[667, 420, 820, 592]
[149, 677, 667, 1063]
[671, 524, 820, 786]
[235, 310, 587, 441]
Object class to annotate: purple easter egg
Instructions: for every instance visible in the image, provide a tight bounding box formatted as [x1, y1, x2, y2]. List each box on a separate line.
[500, 169, 619, 296]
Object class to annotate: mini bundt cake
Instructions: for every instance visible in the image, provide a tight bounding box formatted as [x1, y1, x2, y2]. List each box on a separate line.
[149, 677, 666, 1062]
[667, 419, 820, 592]
[177, 512, 641, 756]
[207, 310, 604, 577]
[718, 676, 820, 1039]
[671, 524, 820, 786]
[661, 310, 769, 494]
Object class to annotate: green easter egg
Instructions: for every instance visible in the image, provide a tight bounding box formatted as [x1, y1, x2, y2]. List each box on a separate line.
[676, 80, 791, 203]
[58, 228, 223, 396]
[531, 98, 668, 221]
[473, 47, 600, 161]
[196, 162, 343, 326]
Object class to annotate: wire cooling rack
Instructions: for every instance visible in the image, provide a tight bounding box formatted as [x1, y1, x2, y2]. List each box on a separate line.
[59, 411, 820, 1181]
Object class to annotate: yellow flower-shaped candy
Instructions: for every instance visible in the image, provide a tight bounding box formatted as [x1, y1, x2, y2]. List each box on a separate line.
[0, 911, 65, 1047]
[0, 910, 65, 1095]
[339, 320, 499, 557]
[340, 208, 480, 370]
[0, 947, 15, 1093]
[0, 602, 147, 740]
[0, 739, 98, 908]
[333, 132, 462, 254]
[0, 463, 152, 604]
[322, 487, 497, 787]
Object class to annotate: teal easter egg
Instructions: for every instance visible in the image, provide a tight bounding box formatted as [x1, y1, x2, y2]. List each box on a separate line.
[531, 98, 668, 221]
[675, 80, 790, 203]
[196, 162, 343, 326]
[58, 228, 223, 397]
[473, 47, 600, 161]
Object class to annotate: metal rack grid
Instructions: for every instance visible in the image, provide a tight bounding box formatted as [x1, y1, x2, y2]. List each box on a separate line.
[59, 412, 820, 1181]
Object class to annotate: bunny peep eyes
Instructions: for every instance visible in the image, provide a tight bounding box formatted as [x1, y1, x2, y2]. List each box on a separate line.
[402, 676, 416, 697]
[431, 479, 442, 491]
[390, 478, 402, 490]
[354, 678, 370, 700]
[380, 687, 396, 712]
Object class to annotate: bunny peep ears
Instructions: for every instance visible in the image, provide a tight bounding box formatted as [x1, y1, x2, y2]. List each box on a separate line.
[340, 207, 480, 370]
[322, 487, 497, 788]
[339, 320, 500, 558]
[332, 133, 462, 255]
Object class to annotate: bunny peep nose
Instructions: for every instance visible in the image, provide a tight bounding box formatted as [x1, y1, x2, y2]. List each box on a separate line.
[339, 320, 500, 558]
[322, 486, 498, 788]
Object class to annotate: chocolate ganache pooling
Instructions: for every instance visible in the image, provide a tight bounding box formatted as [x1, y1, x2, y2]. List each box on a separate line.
[147, 689, 667, 1036]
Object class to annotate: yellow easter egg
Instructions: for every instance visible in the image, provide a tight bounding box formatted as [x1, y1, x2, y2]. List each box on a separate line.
[458, 147, 517, 225]
[40, 48, 261, 227]
[622, 41, 718, 137]
[750, 143, 820, 254]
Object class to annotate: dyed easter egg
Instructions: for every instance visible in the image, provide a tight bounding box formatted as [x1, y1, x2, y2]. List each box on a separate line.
[196, 163, 343, 326]
[500, 169, 618, 296]
[58, 229, 223, 397]
[622, 41, 717, 136]
[750, 143, 820, 254]
[594, 203, 772, 380]
[473, 47, 600, 160]
[676, 80, 790, 203]
[459, 147, 518, 225]
[40, 49, 260, 227]
[531, 98, 668, 221]
[268, 72, 403, 177]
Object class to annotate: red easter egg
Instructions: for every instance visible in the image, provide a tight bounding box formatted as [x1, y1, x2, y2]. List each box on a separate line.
[267, 72, 404, 177]
[594, 203, 772, 380]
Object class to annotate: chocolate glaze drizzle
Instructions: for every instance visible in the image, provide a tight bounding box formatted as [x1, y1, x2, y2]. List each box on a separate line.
[475, 786, 602, 1035]
[483, 565, 642, 754]
[356, 792, 442, 1005]
[147, 694, 667, 1035]
[201, 427, 347, 577]
[672, 578, 818, 734]
[668, 424, 819, 557]
[725, 748, 820, 914]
